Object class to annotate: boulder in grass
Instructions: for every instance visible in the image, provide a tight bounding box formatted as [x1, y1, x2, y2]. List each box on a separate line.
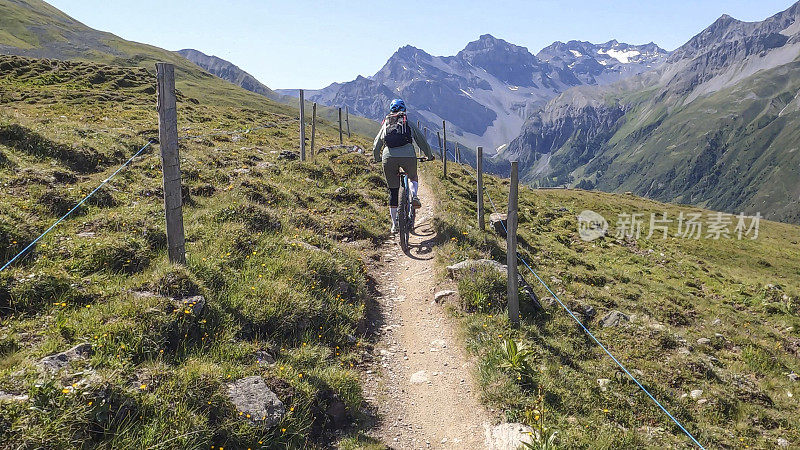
[484, 423, 534, 449]
[490, 213, 508, 237]
[0, 391, 29, 403]
[226, 376, 285, 427]
[446, 259, 507, 278]
[325, 395, 348, 429]
[254, 350, 275, 365]
[38, 343, 91, 373]
[278, 150, 299, 161]
[599, 310, 630, 327]
[288, 239, 327, 254]
[177, 295, 205, 315]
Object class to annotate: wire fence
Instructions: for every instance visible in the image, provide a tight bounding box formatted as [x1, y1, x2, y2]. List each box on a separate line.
[1, 65, 703, 447]
[0, 117, 304, 273]
[442, 149, 705, 449]
[178, 123, 277, 142]
[0, 103, 346, 273]
[0, 139, 155, 273]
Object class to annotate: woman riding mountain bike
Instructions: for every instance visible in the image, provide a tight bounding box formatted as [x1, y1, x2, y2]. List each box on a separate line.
[372, 98, 435, 234]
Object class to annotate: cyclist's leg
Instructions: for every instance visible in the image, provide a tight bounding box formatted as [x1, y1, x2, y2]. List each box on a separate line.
[399, 157, 421, 207]
[383, 158, 402, 229]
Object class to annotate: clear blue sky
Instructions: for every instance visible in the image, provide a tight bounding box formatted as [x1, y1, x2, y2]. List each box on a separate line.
[48, 0, 798, 90]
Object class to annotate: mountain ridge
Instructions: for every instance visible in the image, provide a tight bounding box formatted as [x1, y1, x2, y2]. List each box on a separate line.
[501, 0, 800, 223]
[278, 34, 668, 152]
[176, 48, 282, 101]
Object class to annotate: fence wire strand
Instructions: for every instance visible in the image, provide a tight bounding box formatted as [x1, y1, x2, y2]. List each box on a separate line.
[0, 140, 155, 273]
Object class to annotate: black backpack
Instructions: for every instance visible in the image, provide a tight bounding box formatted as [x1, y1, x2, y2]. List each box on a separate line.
[383, 112, 413, 148]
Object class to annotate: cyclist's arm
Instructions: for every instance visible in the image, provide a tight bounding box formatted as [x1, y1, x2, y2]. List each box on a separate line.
[411, 123, 435, 160]
[373, 121, 386, 163]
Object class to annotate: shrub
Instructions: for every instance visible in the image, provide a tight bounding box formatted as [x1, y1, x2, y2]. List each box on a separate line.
[215, 204, 281, 233]
[68, 237, 150, 275]
[3, 272, 80, 315]
[0, 124, 103, 172]
[456, 265, 507, 312]
[0, 215, 37, 263]
[150, 265, 201, 298]
[498, 338, 538, 386]
[0, 149, 13, 168]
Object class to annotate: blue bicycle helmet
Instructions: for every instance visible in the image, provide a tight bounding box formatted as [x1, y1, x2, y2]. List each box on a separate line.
[389, 98, 406, 113]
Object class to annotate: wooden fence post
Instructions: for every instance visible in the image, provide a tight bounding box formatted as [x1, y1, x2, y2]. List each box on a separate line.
[477, 146, 484, 231]
[442, 121, 448, 178]
[156, 62, 186, 265]
[338, 108, 343, 145]
[311, 102, 317, 159]
[437, 132, 443, 163]
[345, 106, 351, 138]
[507, 161, 520, 326]
[299, 89, 306, 161]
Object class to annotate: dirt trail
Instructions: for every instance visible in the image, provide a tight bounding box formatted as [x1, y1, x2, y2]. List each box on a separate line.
[363, 178, 491, 449]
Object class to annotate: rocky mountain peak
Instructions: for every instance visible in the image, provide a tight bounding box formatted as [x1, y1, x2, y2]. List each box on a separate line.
[456, 34, 541, 86]
[460, 34, 532, 56]
[668, 3, 800, 65]
[389, 45, 429, 62]
[708, 14, 742, 34]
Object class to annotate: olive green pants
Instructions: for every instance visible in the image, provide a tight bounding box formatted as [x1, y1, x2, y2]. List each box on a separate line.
[382, 156, 418, 189]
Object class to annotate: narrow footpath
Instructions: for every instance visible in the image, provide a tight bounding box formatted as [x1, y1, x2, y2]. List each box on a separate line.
[363, 178, 491, 449]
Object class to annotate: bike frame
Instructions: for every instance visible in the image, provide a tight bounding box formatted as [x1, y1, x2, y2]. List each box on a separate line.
[397, 158, 426, 251]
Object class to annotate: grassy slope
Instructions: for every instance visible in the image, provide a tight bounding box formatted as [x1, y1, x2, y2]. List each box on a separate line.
[597, 60, 800, 223]
[0, 55, 388, 448]
[0, 0, 379, 138]
[528, 57, 800, 224]
[423, 162, 800, 449]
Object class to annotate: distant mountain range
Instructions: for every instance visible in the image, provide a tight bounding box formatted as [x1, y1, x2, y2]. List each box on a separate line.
[502, 1, 800, 222]
[278, 35, 668, 152]
[174, 48, 377, 136]
[176, 49, 282, 101]
[3, 0, 799, 223]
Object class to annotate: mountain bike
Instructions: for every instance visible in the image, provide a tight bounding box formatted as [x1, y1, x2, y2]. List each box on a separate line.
[398, 157, 428, 252]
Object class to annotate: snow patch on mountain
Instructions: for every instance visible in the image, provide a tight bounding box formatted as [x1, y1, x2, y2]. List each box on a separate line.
[599, 48, 641, 63]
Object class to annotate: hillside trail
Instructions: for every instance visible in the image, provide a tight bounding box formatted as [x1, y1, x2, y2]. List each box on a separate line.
[363, 175, 491, 449]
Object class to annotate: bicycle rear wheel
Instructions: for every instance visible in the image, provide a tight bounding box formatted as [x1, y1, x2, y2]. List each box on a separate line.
[410, 191, 416, 230]
[399, 179, 411, 251]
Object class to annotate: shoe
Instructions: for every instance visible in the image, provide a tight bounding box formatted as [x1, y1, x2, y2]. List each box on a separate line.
[390, 219, 399, 234]
[412, 195, 421, 209]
